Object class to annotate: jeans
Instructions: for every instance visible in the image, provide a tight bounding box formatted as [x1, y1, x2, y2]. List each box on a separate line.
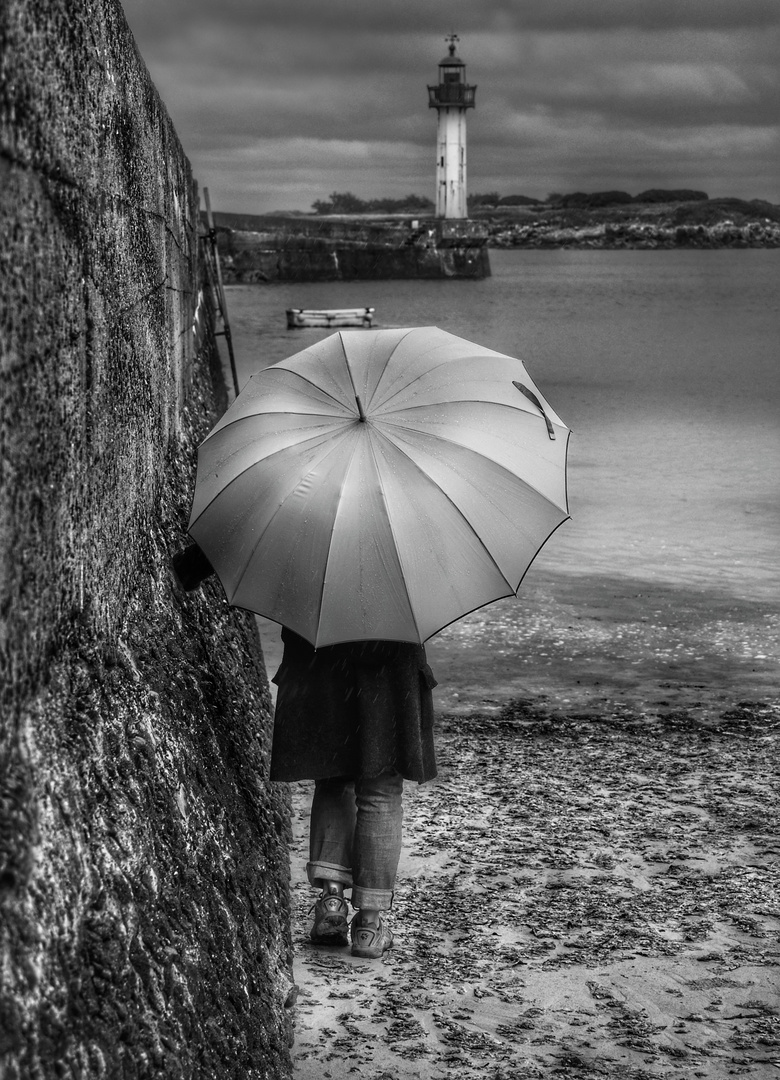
[306, 770, 404, 911]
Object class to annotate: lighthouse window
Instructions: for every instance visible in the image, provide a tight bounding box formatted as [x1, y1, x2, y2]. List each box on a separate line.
[443, 70, 461, 84]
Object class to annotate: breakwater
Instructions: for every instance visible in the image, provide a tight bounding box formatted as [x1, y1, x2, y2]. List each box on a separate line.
[209, 212, 491, 281]
[1, 2, 292, 1076]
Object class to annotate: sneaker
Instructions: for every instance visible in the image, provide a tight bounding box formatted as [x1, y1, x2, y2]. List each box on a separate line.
[351, 915, 393, 959]
[309, 893, 349, 946]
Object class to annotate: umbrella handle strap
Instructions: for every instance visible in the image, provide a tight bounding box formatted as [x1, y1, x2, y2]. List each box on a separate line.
[512, 381, 556, 439]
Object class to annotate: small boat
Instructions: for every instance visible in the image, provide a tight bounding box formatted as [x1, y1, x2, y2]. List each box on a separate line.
[286, 307, 375, 329]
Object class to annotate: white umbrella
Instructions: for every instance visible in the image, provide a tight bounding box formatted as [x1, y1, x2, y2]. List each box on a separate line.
[188, 326, 570, 647]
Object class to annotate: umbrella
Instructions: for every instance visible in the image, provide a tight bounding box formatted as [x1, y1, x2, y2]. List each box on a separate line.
[188, 326, 570, 648]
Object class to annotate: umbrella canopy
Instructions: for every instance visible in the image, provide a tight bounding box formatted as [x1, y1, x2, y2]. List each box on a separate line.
[188, 326, 570, 648]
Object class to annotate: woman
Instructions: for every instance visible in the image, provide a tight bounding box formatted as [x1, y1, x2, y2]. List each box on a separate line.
[270, 627, 437, 959]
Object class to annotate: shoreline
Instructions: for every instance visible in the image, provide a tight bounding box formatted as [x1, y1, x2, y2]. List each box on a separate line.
[257, 564, 780, 720]
[425, 566, 779, 717]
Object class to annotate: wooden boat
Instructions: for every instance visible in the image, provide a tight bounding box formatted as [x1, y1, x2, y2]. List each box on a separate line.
[286, 307, 375, 329]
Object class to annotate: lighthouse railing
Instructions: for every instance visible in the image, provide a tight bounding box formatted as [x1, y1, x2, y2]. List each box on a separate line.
[428, 84, 476, 108]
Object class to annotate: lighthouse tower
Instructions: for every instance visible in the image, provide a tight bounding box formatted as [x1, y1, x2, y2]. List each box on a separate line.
[428, 35, 476, 219]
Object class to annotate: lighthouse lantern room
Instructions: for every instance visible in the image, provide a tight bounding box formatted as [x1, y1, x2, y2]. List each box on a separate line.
[427, 34, 476, 219]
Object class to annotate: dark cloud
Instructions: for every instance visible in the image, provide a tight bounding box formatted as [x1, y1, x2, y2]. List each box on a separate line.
[124, 0, 780, 36]
[120, 0, 780, 210]
[502, 0, 780, 31]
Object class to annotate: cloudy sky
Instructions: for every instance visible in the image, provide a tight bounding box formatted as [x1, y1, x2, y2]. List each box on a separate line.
[120, 0, 779, 214]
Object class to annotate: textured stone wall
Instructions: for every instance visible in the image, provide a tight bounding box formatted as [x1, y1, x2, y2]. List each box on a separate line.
[0, 2, 292, 1077]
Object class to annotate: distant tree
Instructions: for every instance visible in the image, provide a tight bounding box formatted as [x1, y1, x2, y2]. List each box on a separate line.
[552, 191, 632, 209]
[498, 195, 542, 206]
[329, 192, 367, 214]
[634, 189, 709, 204]
[366, 194, 434, 213]
[312, 192, 434, 215]
[393, 194, 435, 212]
[585, 190, 633, 207]
[311, 192, 366, 214]
[467, 192, 501, 208]
[557, 192, 590, 208]
[546, 193, 563, 203]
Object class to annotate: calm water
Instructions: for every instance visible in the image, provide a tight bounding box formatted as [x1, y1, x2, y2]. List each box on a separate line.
[222, 248, 780, 605]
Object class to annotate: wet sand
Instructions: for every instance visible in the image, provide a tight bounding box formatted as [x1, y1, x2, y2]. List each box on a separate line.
[272, 568, 780, 1078]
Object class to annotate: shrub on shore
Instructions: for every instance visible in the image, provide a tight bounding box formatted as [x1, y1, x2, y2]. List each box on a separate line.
[635, 188, 709, 203]
[672, 197, 780, 226]
[312, 192, 434, 215]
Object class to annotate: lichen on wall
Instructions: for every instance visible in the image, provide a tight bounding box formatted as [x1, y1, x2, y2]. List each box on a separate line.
[0, 2, 292, 1076]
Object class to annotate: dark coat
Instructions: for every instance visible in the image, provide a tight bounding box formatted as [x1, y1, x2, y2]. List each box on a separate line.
[270, 628, 438, 783]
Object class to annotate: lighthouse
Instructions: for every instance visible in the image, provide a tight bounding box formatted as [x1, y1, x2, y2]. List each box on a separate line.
[428, 34, 476, 219]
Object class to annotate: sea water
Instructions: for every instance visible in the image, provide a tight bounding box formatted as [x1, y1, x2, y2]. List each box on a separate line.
[222, 248, 780, 608]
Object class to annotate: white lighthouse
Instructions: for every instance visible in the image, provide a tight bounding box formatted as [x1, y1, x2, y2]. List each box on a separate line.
[428, 35, 476, 219]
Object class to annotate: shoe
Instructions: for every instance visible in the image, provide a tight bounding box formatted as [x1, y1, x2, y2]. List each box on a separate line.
[351, 915, 393, 959]
[309, 893, 349, 946]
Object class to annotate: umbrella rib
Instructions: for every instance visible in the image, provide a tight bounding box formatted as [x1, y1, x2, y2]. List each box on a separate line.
[337, 327, 418, 415]
[372, 353, 467, 411]
[377, 421, 566, 510]
[272, 367, 352, 414]
[372, 327, 418, 391]
[422, 502, 572, 643]
[362, 431, 421, 641]
[206, 408, 350, 444]
[371, 339, 520, 413]
[370, 427, 517, 596]
[382, 396, 561, 430]
[227, 431, 360, 606]
[314, 437, 359, 643]
[188, 425, 351, 531]
[338, 331, 366, 420]
[312, 429, 420, 643]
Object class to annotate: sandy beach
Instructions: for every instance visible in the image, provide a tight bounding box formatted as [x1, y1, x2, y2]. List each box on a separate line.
[265, 567, 780, 1078]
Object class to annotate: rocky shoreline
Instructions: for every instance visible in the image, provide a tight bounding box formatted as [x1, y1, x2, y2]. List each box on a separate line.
[480, 197, 780, 250]
[488, 218, 780, 249]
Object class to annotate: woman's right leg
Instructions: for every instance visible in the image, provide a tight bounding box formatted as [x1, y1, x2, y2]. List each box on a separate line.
[307, 777, 355, 945]
[307, 776, 356, 890]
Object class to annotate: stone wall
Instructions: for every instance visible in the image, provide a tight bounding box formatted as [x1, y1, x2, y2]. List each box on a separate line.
[0, 2, 292, 1076]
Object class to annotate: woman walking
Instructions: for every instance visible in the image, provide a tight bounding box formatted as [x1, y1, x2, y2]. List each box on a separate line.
[270, 627, 437, 958]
